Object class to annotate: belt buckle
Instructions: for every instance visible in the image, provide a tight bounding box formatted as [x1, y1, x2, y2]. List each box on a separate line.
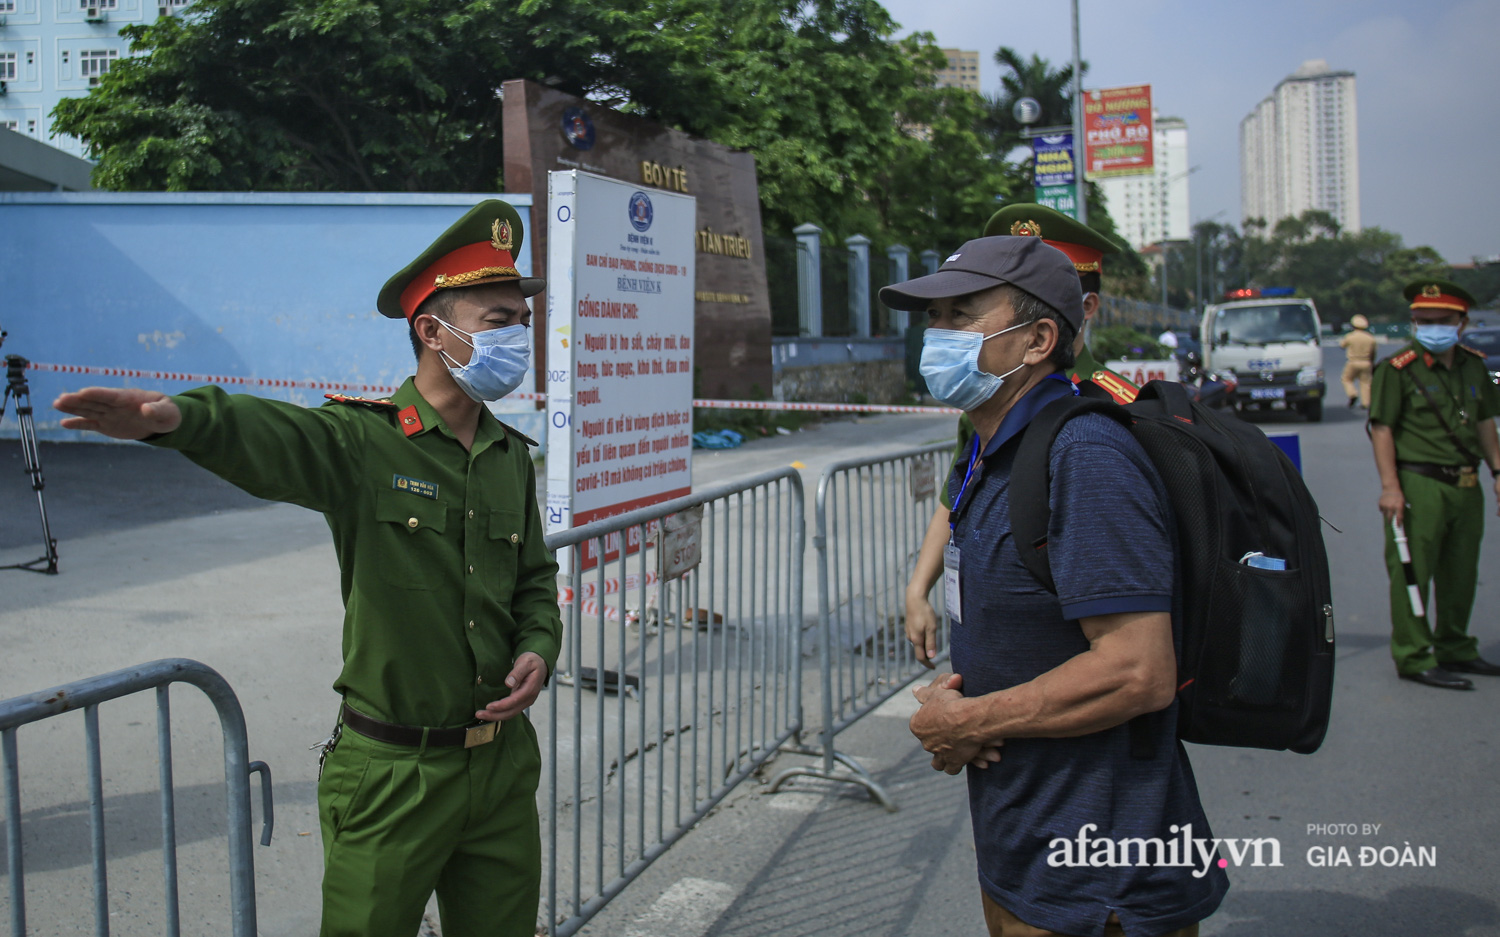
[464, 722, 498, 748]
[1459, 468, 1478, 489]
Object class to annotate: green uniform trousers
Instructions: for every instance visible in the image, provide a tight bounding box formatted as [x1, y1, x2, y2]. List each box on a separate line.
[318, 714, 542, 937]
[1384, 469, 1485, 674]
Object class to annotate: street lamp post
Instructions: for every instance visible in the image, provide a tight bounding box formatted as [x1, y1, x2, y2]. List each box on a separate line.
[1156, 164, 1200, 312]
[1071, 0, 1086, 225]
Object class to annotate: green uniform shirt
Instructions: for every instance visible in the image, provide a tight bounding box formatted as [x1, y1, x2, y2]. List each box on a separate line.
[937, 345, 1136, 507]
[1369, 344, 1500, 465]
[149, 378, 562, 728]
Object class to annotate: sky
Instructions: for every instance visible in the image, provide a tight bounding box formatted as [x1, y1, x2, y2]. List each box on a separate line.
[878, 0, 1500, 264]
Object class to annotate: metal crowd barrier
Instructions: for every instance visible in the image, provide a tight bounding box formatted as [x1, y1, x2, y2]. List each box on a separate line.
[0, 658, 273, 937]
[541, 467, 804, 937]
[769, 442, 953, 810]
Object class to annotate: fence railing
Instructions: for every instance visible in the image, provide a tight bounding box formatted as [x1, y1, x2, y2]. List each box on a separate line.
[0, 658, 273, 937]
[541, 467, 805, 936]
[769, 442, 952, 809]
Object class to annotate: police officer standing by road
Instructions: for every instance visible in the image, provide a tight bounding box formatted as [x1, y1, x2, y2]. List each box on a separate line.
[54, 201, 561, 936]
[1339, 313, 1380, 408]
[905, 205, 1138, 667]
[1369, 279, 1500, 690]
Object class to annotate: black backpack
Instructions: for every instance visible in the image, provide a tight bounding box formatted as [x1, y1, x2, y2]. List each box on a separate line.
[1008, 380, 1334, 755]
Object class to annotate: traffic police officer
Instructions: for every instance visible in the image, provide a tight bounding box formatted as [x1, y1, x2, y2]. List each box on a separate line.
[1339, 313, 1380, 408]
[54, 200, 562, 935]
[904, 205, 1139, 666]
[1369, 278, 1500, 690]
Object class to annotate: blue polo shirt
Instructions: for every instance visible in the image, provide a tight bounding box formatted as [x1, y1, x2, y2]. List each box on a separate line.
[948, 374, 1228, 936]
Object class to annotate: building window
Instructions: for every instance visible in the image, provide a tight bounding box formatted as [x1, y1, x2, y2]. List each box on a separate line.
[0, 0, 15, 12]
[80, 48, 117, 83]
[1, 120, 17, 132]
[26, 118, 35, 133]
[0, 53, 15, 81]
[80, 0, 120, 8]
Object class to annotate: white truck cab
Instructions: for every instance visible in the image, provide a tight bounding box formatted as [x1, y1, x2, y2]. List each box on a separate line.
[1201, 297, 1326, 421]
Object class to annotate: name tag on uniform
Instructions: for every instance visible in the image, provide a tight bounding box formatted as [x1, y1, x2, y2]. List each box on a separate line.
[943, 541, 963, 625]
[393, 474, 439, 500]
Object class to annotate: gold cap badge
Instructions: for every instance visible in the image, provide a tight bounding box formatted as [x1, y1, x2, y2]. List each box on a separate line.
[1010, 219, 1043, 238]
[1421, 284, 1441, 298]
[491, 218, 513, 252]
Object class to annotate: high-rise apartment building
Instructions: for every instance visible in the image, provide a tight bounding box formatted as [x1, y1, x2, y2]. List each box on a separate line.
[0, 0, 188, 158]
[1095, 114, 1190, 250]
[1240, 60, 1360, 232]
[934, 49, 980, 92]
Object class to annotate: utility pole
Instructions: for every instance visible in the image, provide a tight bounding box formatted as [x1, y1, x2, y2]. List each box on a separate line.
[1071, 0, 1086, 225]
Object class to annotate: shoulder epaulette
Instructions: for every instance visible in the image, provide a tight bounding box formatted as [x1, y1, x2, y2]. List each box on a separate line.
[324, 393, 398, 408]
[1461, 344, 1487, 359]
[500, 421, 540, 448]
[1088, 370, 1139, 404]
[1388, 349, 1419, 370]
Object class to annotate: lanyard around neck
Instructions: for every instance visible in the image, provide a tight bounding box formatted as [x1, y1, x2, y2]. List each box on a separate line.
[949, 434, 982, 531]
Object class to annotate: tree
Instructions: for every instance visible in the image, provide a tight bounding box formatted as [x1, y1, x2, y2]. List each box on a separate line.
[982, 46, 1083, 157]
[52, 0, 998, 253]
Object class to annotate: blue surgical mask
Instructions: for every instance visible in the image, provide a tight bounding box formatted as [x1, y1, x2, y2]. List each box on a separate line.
[438, 321, 531, 402]
[919, 322, 1030, 411]
[1413, 323, 1460, 353]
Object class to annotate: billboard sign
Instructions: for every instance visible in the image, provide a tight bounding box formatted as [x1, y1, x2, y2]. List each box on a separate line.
[1035, 184, 1079, 219]
[1032, 133, 1076, 187]
[546, 170, 697, 569]
[1083, 85, 1154, 178]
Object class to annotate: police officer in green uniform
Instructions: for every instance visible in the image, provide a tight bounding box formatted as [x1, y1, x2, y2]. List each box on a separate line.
[54, 201, 562, 936]
[904, 206, 1139, 666]
[1369, 278, 1500, 690]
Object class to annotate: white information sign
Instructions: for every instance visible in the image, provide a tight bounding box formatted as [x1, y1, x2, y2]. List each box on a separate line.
[545, 171, 696, 569]
[1104, 359, 1182, 386]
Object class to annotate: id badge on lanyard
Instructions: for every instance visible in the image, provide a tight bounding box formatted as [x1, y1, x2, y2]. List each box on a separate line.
[943, 541, 962, 625]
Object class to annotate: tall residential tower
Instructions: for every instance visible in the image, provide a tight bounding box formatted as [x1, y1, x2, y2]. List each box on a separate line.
[1095, 114, 1190, 250]
[1240, 60, 1360, 232]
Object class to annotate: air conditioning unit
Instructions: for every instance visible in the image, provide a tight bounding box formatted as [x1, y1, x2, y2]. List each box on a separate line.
[0, 81, 8, 96]
[84, 6, 105, 21]
[88, 75, 100, 86]
[158, 4, 171, 15]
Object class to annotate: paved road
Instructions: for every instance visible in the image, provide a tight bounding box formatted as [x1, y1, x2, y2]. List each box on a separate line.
[4, 344, 1500, 936]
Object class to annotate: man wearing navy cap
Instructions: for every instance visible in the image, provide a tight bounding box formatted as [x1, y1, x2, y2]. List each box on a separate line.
[894, 237, 1226, 937]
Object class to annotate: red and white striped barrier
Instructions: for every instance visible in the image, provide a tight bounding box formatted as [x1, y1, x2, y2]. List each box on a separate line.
[29, 362, 956, 414]
[557, 570, 659, 605]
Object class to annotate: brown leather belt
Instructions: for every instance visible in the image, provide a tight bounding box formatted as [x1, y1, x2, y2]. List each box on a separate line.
[1398, 461, 1478, 488]
[341, 703, 499, 748]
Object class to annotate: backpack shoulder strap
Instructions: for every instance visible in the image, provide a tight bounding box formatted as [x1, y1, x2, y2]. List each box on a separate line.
[1009, 394, 1132, 593]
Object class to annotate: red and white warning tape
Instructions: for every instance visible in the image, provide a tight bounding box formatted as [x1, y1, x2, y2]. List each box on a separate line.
[28, 362, 956, 415]
[26, 361, 544, 401]
[690, 398, 956, 415]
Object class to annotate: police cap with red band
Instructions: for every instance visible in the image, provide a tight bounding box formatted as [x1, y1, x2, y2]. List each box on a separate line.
[377, 200, 545, 320]
[1403, 278, 1476, 316]
[982, 203, 1121, 275]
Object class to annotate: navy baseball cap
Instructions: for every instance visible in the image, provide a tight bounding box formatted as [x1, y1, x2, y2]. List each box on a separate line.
[879, 236, 1085, 330]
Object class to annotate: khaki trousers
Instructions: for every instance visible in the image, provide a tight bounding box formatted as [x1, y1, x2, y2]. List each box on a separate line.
[982, 892, 1201, 937]
[1341, 359, 1373, 407]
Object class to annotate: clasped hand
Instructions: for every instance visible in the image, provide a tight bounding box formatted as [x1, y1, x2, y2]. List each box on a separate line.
[909, 672, 1002, 775]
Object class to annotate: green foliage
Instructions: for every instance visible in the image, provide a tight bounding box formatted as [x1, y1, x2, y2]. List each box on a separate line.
[1088, 324, 1170, 361]
[1188, 210, 1450, 327]
[1450, 263, 1500, 311]
[52, 0, 1017, 257]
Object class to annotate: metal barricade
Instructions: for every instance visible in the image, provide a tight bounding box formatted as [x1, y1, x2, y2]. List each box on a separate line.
[769, 442, 952, 809]
[0, 659, 273, 937]
[541, 467, 804, 936]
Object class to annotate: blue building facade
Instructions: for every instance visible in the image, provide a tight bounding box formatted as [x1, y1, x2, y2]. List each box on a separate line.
[0, 191, 546, 447]
[0, 0, 185, 156]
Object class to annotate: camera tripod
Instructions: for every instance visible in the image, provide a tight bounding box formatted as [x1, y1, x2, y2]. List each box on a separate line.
[2, 344, 60, 574]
